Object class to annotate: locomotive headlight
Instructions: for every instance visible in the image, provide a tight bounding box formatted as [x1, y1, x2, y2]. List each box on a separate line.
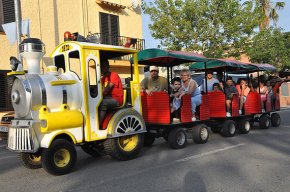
[11, 90, 20, 104]
[40, 119, 47, 128]
[10, 56, 20, 71]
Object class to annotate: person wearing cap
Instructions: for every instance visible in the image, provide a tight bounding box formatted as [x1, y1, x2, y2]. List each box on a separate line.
[200, 70, 219, 93]
[99, 59, 123, 124]
[140, 66, 168, 95]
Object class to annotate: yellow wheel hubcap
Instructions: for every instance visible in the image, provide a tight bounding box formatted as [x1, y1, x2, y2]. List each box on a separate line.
[30, 155, 41, 163]
[54, 149, 70, 168]
[118, 134, 139, 152]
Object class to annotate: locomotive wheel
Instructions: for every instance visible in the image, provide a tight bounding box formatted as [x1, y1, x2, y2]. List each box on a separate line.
[20, 152, 42, 169]
[144, 132, 155, 147]
[259, 114, 270, 129]
[192, 124, 209, 144]
[41, 139, 77, 175]
[104, 134, 144, 161]
[80, 142, 104, 157]
[168, 128, 187, 149]
[221, 120, 236, 137]
[271, 113, 281, 127]
[237, 119, 251, 134]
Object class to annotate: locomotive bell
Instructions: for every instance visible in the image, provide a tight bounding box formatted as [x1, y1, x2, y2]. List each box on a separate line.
[20, 38, 45, 74]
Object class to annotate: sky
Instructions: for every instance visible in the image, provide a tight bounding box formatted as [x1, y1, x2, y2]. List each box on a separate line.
[142, 0, 290, 49]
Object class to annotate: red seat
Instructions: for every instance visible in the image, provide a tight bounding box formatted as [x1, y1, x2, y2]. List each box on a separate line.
[141, 92, 170, 124]
[200, 94, 210, 120]
[231, 95, 239, 117]
[244, 92, 261, 115]
[208, 91, 226, 118]
[180, 94, 192, 123]
[275, 94, 280, 110]
[265, 94, 272, 112]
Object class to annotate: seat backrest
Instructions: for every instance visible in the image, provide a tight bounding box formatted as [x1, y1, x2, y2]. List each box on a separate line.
[231, 95, 239, 117]
[208, 91, 226, 118]
[200, 94, 210, 120]
[115, 89, 127, 108]
[266, 94, 272, 112]
[180, 94, 192, 123]
[244, 92, 261, 115]
[141, 92, 170, 124]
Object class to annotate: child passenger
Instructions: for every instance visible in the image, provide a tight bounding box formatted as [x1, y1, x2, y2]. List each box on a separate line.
[213, 83, 222, 92]
[237, 79, 250, 115]
[170, 77, 185, 114]
[224, 76, 238, 117]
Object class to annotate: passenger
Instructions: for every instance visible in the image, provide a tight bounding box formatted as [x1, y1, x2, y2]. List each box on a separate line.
[179, 69, 202, 121]
[224, 76, 238, 117]
[257, 81, 268, 112]
[170, 77, 185, 112]
[213, 83, 222, 92]
[140, 66, 168, 96]
[170, 77, 185, 122]
[216, 71, 225, 90]
[200, 70, 219, 93]
[99, 59, 123, 124]
[237, 79, 250, 115]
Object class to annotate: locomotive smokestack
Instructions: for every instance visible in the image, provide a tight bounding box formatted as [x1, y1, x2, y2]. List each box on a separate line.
[19, 38, 45, 74]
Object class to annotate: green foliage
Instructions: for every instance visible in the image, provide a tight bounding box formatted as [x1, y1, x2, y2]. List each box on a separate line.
[142, 0, 262, 57]
[246, 28, 290, 69]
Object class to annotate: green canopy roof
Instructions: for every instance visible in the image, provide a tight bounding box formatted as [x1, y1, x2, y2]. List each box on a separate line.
[135, 48, 208, 67]
[190, 58, 276, 73]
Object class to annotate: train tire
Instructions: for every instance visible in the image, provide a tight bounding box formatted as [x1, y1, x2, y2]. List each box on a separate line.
[192, 124, 209, 144]
[271, 113, 281, 127]
[168, 128, 187, 149]
[144, 132, 155, 147]
[259, 114, 270, 129]
[20, 152, 42, 169]
[41, 139, 77, 175]
[237, 119, 251, 134]
[221, 120, 236, 137]
[104, 134, 144, 161]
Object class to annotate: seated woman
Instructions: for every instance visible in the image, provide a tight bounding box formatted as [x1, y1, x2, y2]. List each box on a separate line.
[236, 79, 250, 115]
[179, 69, 202, 121]
[257, 81, 268, 112]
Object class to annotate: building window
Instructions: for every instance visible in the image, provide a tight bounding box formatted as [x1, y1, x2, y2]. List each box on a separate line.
[99, 12, 119, 45]
[0, 0, 17, 33]
[0, 70, 13, 112]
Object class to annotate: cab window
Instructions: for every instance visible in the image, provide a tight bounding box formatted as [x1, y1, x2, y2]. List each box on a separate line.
[88, 59, 98, 98]
[69, 51, 82, 79]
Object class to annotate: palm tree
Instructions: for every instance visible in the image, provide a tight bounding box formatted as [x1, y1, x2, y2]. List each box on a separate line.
[258, 0, 285, 30]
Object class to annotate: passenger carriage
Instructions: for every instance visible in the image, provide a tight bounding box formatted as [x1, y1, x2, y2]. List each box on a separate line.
[136, 49, 212, 149]
[189, 58, 281, 136]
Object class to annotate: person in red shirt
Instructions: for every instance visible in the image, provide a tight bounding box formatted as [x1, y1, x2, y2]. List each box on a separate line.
[99, 59, 123, 123]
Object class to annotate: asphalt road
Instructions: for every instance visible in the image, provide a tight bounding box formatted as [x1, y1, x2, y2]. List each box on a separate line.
[0, 110, 290, 192]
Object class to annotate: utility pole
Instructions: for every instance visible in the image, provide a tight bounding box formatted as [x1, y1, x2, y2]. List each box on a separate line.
[14, 0, 22, 62]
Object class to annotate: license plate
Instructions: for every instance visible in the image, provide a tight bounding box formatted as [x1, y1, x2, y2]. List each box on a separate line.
[0, 126, 8, 133]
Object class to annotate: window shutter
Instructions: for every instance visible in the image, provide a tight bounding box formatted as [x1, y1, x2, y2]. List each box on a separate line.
[100, 12, 119, 45]
[110, 15, 119, 45]
[0, 0, 16, 32]
[100, 13, 109, 44]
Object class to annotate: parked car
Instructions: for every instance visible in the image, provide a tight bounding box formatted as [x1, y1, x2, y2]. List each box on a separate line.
[0, 112, 14, 140]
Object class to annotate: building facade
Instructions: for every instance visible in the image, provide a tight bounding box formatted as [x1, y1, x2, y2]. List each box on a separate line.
[0, 0, 145, 115]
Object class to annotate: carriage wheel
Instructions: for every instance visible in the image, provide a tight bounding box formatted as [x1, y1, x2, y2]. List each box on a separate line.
[168, 128, 187, 149]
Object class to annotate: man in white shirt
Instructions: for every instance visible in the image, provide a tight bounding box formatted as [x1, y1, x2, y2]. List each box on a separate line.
[200, 70, 219, 93]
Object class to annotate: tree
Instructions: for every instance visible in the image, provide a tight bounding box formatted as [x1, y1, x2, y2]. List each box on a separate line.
[246, 28, 290, 69]
[142, 0, 261, 57]
[254, 0, 285, 30]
